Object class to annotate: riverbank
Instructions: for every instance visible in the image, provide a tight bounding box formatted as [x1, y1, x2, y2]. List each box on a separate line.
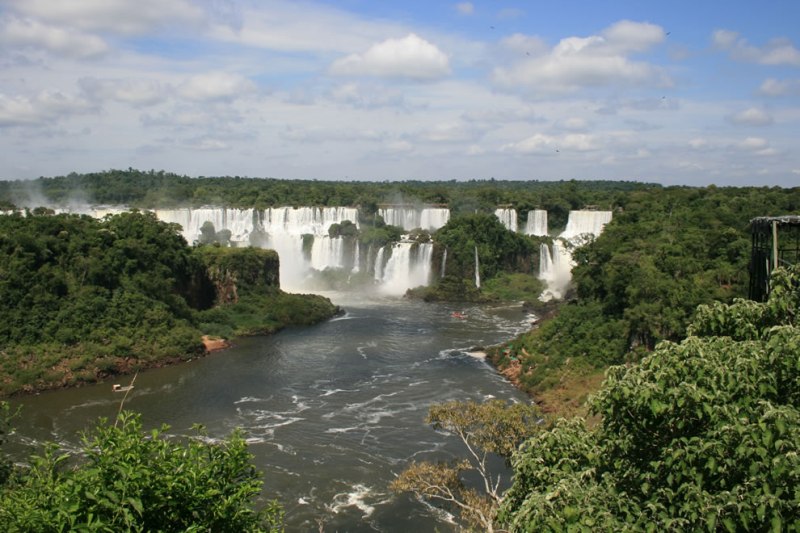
[486, 304, 606, 418]
[0, 293, 340, 398]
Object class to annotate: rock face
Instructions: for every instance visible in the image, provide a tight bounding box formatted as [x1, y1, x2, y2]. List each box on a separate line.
[195, 246, 281, 305]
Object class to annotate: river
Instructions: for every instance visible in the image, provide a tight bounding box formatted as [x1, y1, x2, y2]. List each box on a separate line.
[9, 294, 533, 531]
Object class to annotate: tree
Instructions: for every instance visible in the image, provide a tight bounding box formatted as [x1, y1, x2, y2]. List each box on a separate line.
[0, 412, 283, 531]
[199, 220, 217, 245]
[498, 266, 800, 531]
[391, 399, 540, 532]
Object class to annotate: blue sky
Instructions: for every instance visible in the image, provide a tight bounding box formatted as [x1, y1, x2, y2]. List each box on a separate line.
[1, 0, 799, 186]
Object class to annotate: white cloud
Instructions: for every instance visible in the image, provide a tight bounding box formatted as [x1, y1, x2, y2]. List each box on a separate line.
[79, 77, 167, 107]
[328, 83, 409, 109]
[561, 117, 588, 131]
[689, 138, 711, 150]
[713, 29, 800, 67]
[735, 137, 778, 156]
[502, 132, 598, 154]
[177, 72, 256, 102]
[0, 16, 108, 58]
[737, 137, 768, 150]
[759, 78, 800, 97]
[207, 3, 403, 54]
[384, 140, 414, 153]
[422, 121, 481, 142]
[0, 90, 96, 126]
[9, 0, 203, 35]
[727, 107, 774, 126]
[184, 137, 229, 151]
[330, 33, 450, 80]
[493, 20, 668, 92]
[455, 3, 474, 16]
[500, 33, 547, 55]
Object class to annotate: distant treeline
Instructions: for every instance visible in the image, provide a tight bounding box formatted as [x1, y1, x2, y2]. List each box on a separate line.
[0, 168, 657, 231]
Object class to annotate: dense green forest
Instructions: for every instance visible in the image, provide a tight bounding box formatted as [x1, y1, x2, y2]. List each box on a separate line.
[498, 265, 800, 530]
[0, 210, 337, 396]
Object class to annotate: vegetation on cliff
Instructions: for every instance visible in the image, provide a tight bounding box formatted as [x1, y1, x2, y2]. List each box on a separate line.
[408, 213, 546, 302]
[498, 266, 800, 531]
[0, 211, 337, 396]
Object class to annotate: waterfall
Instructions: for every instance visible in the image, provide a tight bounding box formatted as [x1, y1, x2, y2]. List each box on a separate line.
[538, 243, 553, 276]
[352, 241, 360, 273]
[494, 208, 518, 232]
[525, 209, 548, 236]
[378, 242, 433, 295]
[374, 247, 386, 282]
[561, 210, 612, 239]
[539, 210, 612, 301]
[440, 248, 447, 278]
[73, 204, 436, 296]
[474, 246, 481, 289]
[378, 207, 450, 231]
[152, 206, 359, 290]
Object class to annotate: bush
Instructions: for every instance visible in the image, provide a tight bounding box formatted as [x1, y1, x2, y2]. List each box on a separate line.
[0, 412, 283, 531]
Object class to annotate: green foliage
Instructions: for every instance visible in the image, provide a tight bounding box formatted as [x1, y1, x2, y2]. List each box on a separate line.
[392, 400, 540, 532]
[0, 402, 15, 487]
[327, 219, 358, 238]
[480, 273, 546, 303]
[0, 212, 336, 397]
[436, 213, 536, 282]
[0, 412, 282, 531]
[498, 266, 800, 531]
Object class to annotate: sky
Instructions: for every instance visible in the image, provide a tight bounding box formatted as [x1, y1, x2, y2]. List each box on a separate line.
[1, 0, 799, 186]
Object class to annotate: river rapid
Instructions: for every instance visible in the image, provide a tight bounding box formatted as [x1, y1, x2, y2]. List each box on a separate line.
[9, 294, 534, 531]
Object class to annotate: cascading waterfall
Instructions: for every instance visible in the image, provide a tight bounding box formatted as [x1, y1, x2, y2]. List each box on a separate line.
[474, 246, 481, 289]
[378, 207, 450, 231]
[56, 204, 438, 295]
[377, 242, 433, 295]
[373, 247, 386, 282]
[494, 208, 518, 232]
[539, 210, 612, 301]
[525, 209, 548, 236]
[440, 248, 447, 278]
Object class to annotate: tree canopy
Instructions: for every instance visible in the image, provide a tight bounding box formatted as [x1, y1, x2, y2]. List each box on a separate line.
[499, 266, 800, 531]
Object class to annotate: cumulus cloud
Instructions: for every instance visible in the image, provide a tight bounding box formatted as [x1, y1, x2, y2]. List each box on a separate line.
[713, 29, 800, 67]
[177, 72, 256, 102]
[735, 137, 777, 156]
[727, 107, 774, 126]
[502, 132, 598, 154]
[499, 33, 547, 55]
[328, 83, 410, 109]
[493, 20, 668, 92]
[759, 78, 800, 97]
[330, 33, 451, 80]
[9, 0, 203, 35]
[79, 77, 167, 107]
[0, 16, 108, 58]
[0, 90, 96, 127]
[455, 3, 474, 15]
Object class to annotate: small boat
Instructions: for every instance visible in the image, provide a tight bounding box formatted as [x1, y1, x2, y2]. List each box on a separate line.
[112, 384, 134, 392]
[451, 311, 467, 319]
